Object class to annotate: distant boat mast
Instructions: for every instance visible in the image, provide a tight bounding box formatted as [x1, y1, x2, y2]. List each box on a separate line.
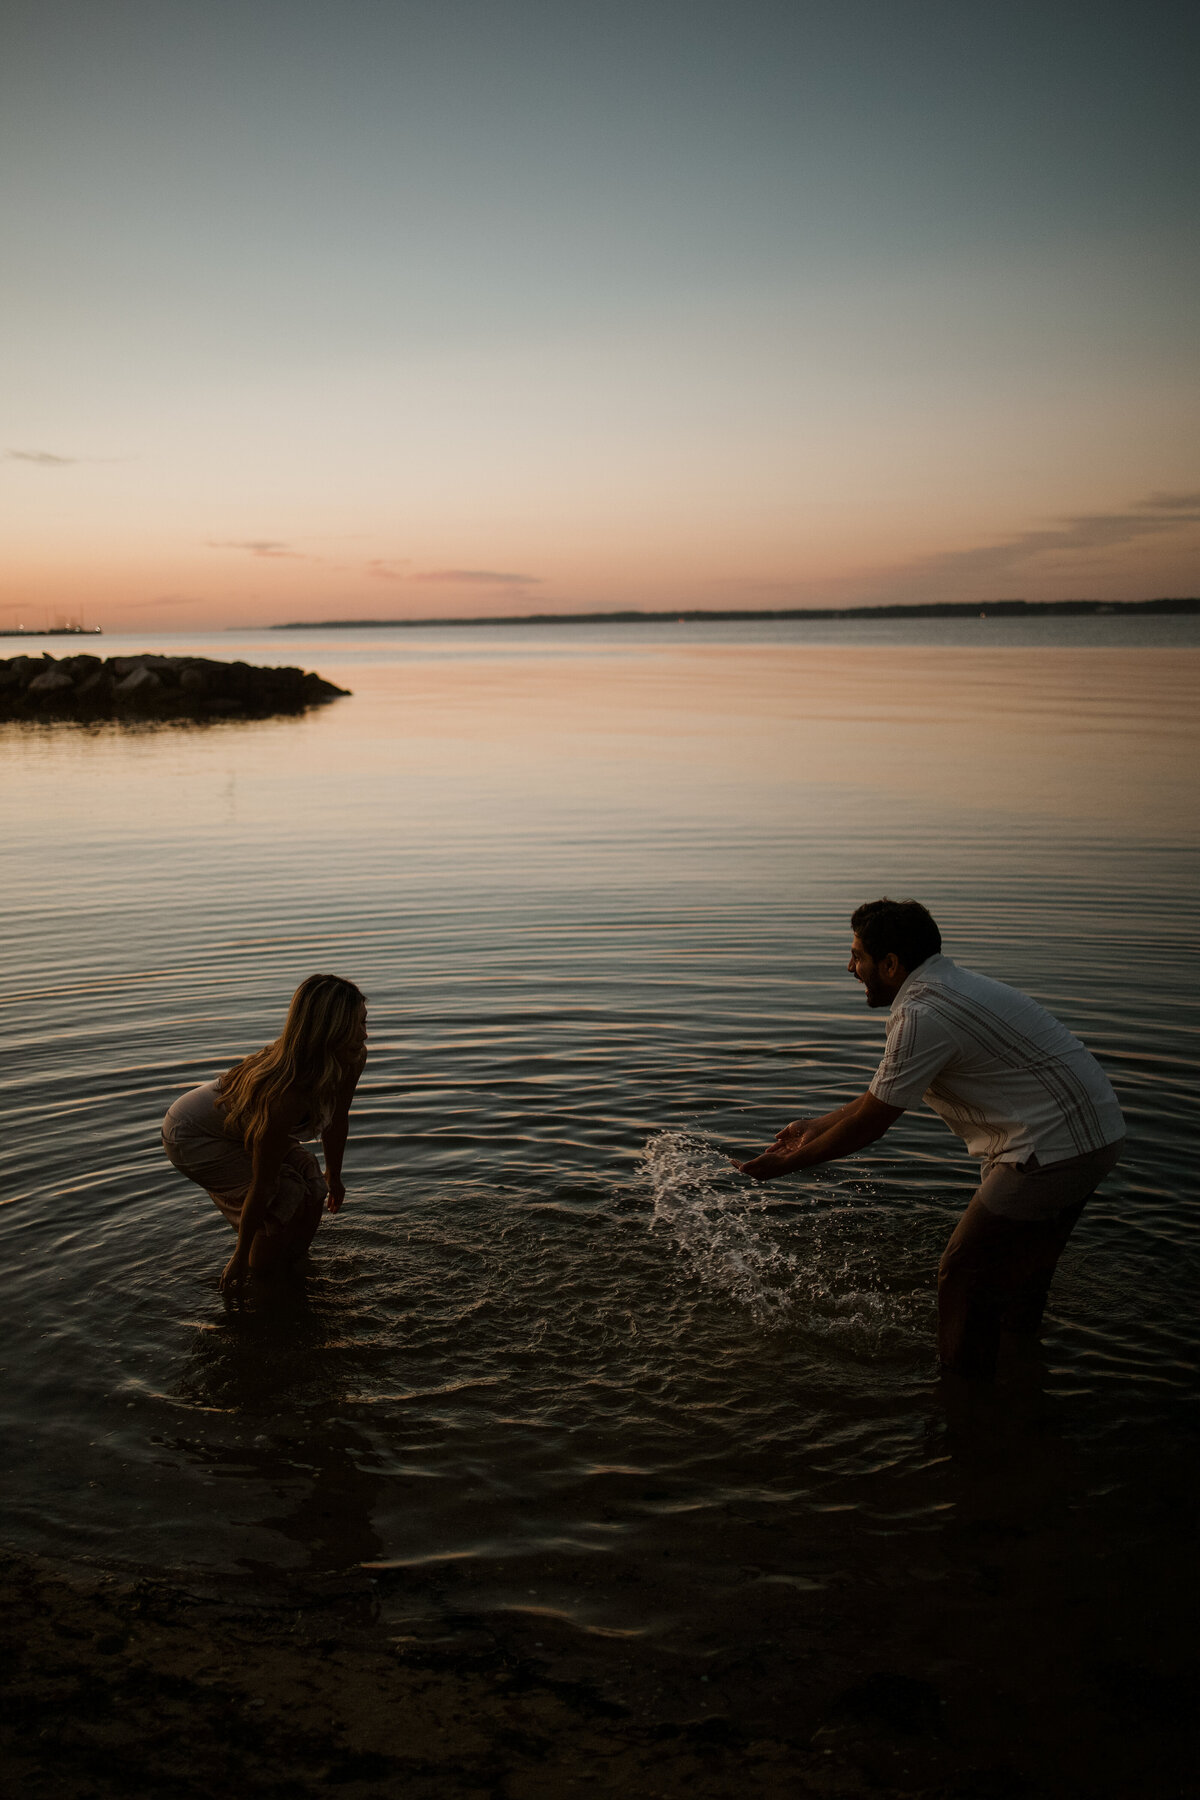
[0, 606, 103, 638]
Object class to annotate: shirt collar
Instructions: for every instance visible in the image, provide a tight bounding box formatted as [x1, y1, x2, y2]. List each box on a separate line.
[889, 951, 953, 1013]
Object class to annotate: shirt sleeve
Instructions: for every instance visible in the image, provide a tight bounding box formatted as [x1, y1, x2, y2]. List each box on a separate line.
[869, 1004, 956, 1111]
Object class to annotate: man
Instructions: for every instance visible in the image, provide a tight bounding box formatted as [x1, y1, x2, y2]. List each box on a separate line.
[733, 899, 1125, 1379]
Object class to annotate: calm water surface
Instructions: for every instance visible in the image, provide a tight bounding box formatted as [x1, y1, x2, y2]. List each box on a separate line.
[1, 620, 1197, 1654]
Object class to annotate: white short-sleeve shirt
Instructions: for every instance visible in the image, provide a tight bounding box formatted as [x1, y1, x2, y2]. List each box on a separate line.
[869, 954, 1124, 1165]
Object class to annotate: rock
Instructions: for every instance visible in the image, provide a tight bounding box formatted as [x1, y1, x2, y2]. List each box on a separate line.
[0, 653, 350, 725]
[114, 665, 162, 696]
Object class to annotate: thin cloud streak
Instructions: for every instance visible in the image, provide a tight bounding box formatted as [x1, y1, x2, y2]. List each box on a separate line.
[860, 490, 1200, 605]
[5, 449, 78, 466]
[415, 569, 541, 586]
[125, 594, 200, 609]
[208, 539, 307, 560]
[1136, 491, 1200, 513]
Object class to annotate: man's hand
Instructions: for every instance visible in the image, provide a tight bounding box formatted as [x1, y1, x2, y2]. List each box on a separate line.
[730, 1117, 822, 1180]
[729, 1147, 798, 1182]
[325, 1173, 346, 1213]
[726, 1118, 815, 1180]
[770, 1119, 819, 1150]
[730, 1093, 904, 1183]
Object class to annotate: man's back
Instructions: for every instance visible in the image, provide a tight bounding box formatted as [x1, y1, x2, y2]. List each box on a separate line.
[870, 954, 1124, 1163]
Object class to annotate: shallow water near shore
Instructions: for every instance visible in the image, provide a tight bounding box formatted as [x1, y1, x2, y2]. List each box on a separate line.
[1, 618, 1197, 1665]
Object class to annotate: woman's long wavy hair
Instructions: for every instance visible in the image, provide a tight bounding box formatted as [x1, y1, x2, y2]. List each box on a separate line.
[219, 974, 366, 1150]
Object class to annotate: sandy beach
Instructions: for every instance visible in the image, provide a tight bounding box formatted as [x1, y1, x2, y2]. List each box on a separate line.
[4, 1468, 1193, 1800]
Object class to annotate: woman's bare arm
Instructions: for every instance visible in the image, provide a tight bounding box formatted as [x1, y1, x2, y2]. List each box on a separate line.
[219, 1118, 293, 1293]
[321, 1052, 366, 1211]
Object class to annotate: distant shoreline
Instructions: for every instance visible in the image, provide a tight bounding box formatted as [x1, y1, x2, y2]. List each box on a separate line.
[0, 626, 103, 639]
[271, 596, 1199, 630]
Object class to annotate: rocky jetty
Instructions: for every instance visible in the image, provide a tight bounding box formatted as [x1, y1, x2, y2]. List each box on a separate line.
[0, 653, 350, 723]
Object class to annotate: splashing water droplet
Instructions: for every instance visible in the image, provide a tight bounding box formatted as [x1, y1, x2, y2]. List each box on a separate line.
[640, 1130, 804, 1327]
[639, 1130, 922, 1349]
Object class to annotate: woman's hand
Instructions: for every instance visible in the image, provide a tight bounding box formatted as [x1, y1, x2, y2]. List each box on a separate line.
[219, 1248, 250, 1294]
[325, 1173, 346, 1213]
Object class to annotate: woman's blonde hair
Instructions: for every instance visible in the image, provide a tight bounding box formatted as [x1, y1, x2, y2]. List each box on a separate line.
[219, 974, 366, 1150]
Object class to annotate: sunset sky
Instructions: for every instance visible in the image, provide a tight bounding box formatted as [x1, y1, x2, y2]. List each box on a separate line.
[3, 0, 1197, 630]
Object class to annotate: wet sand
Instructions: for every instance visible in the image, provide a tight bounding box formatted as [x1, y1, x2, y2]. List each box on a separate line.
[4, 1465, 1193, 1800]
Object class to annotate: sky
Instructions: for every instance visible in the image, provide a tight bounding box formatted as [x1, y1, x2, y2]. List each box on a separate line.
[2, 0, 1198, 630]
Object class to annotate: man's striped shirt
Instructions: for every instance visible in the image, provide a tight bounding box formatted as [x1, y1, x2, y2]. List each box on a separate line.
[869, 954, 1124, 1165]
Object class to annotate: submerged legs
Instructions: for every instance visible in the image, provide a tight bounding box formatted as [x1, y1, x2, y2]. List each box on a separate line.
[937, 1193, 1089, 1380]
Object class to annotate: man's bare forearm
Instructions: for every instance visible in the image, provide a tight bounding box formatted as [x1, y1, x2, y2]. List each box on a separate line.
[799, 1098, 862, 1139]
[736, 1091, 904, 1181]
[787, 1094, 896, 1169]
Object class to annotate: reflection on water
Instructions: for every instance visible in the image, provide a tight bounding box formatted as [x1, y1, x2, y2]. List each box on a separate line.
[176, 1297, 384, 1580]
[0, 623, 1196, 1652]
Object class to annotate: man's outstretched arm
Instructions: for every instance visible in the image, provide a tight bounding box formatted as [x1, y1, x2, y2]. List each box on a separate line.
[732, 1090, 904, 1181]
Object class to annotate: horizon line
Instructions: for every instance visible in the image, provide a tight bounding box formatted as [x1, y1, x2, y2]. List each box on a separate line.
[264, 596, 1200, 630]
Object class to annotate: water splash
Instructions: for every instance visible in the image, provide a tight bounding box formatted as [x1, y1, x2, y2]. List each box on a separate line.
[641, 1130, 806, 1327]
[641, 1130, 921, 1347]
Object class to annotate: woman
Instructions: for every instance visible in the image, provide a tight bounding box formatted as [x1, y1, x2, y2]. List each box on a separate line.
[163, 974, 368, 1292]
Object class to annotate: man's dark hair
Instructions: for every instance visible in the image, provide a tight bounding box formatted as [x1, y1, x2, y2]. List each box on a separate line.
[851, 899, 941, 971]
